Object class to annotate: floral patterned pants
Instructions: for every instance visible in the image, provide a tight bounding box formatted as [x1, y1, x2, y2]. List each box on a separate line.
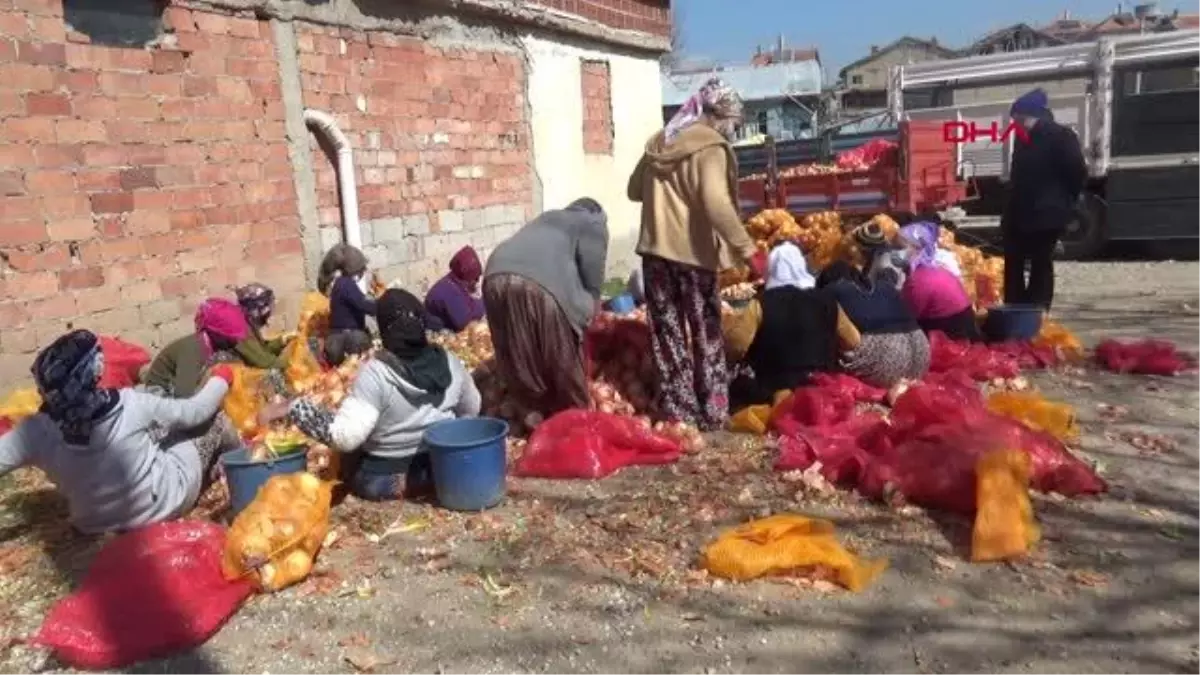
[642, 255, 729, 431]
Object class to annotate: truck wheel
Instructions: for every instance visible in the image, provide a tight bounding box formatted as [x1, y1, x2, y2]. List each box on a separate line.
[1058, 194, 1106, 260]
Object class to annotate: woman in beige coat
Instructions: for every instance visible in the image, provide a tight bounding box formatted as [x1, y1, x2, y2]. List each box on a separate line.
[627, 77, 767, 430]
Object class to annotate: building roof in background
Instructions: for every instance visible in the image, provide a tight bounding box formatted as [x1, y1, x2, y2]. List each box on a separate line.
[837, 36, 955, 79]
[960, 23, 1066, 55]
[751, 47, 820, 67]
[661, 59, 823, 106]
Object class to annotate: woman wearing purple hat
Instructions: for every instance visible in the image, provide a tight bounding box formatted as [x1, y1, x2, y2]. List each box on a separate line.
[1001, 88, 1088, 311]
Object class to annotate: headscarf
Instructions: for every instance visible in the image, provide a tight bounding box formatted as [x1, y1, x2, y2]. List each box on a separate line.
[664, 77, 744, 142]
[32, 330, 119, 442]
[317, 243, 369, 295]
[765, 242, 816, 291]
[448, 246, 482, 288]
[375, 289, 452, 407]
[234, 283, 275, 328]
[195, 298, 251, 359]
[899, 222, 940, 269]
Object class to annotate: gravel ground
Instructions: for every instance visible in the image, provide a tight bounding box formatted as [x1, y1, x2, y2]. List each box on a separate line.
[0, 260, 1196, 674]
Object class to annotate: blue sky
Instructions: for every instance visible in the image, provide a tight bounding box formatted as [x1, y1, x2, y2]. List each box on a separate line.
[677, 0, 1190, 78]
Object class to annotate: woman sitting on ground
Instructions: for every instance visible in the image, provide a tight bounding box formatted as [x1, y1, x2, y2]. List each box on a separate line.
[144, 298, 253, 398]
[232, 282, 291, 369]
[729, 243, 861, 410]
[319, 243, 377, 366]
[0, 330, 239, 534]
[816, 261, 931, 389]
[897, 222, 983, 342]
[424, 246, 486, 333]
[265, 289, 481, 502]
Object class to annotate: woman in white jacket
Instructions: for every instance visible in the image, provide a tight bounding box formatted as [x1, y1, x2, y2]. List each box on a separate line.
[270, 289, 481, 501]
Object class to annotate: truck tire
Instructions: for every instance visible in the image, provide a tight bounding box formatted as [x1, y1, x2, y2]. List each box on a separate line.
[1058, 193, 1106, 260]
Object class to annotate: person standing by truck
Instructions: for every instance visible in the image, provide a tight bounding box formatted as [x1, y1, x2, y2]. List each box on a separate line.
[1001, 88, 1088, 311]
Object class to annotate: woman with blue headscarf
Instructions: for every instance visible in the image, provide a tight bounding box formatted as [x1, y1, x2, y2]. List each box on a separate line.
[0, 330, 239, 534]
[897, 222, 982, 342]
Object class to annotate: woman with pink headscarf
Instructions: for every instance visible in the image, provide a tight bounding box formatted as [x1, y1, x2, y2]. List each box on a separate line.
[424, 246, 485, 333]
[144, 298, 252, 398]
[897, 222, 982, 342]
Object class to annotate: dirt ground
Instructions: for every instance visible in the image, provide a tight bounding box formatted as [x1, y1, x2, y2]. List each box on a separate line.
[1, 260, 1197, 674]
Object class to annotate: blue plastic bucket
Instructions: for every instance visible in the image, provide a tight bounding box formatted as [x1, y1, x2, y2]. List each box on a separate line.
[423, 417, 509, 512]
[219, 447, 309, 517]
[983, 304, 1044, 342]
[606, 293, 636, 315]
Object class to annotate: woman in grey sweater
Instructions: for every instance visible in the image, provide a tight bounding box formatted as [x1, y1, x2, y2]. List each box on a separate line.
[276, 289, 481, 501]
[482, 197, 608, 418]
[0, 330, 238, 534]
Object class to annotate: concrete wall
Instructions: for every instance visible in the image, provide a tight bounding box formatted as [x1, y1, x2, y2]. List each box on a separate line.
[844, 44, 949, 91]
[520, 33, 663, 277]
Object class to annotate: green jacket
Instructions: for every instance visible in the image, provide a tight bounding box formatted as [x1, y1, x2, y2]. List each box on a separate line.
[144, 333, 286, 398]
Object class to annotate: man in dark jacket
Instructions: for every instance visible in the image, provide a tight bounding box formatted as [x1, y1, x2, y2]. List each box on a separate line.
[1000, 88, 1088, 310]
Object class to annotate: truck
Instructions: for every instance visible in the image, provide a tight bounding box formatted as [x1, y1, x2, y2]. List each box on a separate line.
[889, 30, 1199, 257]
[734, 119, 966, 223]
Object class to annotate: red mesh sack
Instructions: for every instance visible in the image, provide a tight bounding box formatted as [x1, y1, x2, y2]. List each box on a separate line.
[808, 372, 888, 403]
[771, 380, 891, 484]
[31, 520, 253, 670]
[514, 410, 682, 479]
[928, 331, 1021, 381]
[1094, 339, 1194, 376]
[98, 336, 151, 389]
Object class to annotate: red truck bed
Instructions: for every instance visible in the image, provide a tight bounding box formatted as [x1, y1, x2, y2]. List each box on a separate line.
[738, 121, 966, 219]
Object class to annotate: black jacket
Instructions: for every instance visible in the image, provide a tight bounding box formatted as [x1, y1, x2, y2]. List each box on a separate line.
[1002, 117, 1088, 234]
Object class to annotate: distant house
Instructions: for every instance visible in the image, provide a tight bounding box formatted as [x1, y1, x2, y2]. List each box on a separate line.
[837, 36, 954, 111]
[962, 23, 1065, 56]
[750, 36, 821, 70]
[661, 59, 823, 142]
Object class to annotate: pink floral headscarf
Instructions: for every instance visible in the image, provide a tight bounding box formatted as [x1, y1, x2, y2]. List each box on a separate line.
[664, 77, 744, 142]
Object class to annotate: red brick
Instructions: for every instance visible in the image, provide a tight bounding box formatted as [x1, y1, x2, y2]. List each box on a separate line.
[90, 192, 134, 214]
[47, 217, 95, 241]
[34, 144, 83, 168]
[169, 210, 204, 230]
[160, 273, 205, 297]
[0, 271, 59, 300]
[71, 95, 118, 118]
[75, 286, 123, 314]
[151, 49, 186, 74]
[119, 167, 159, 191]
[7, 243, 70, 271]
[4, 62, 55, 91]
[41, 194, 89, 217]
[124, 210, 170, 236]
[58, 266, 105, 290]
[76, 168, 121, 192]
[54, 119, 105, 143]
[0, 170, 24, 196]
[25, 169, 75, 194]
[163, 7, 197, 33]
[16, 40, 64, 66]
[4, 117, 55, 142]
[25, 293, 77, 321]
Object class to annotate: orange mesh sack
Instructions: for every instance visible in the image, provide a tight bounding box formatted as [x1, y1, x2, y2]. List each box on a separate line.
[971, 448, 1041, 563]
[1033, 321, 1084, 361]
[222, 365, 269, 439]
[728, 404, 771, 435]
[721, 299, 762, 363]
[700, 514, 887, 592]
[0, 388, 42, 425]
[221, 473, 333, 593]
[282, 331, 323, 394]
[296, 292, 331, 337]
[986, 391, 1078, 443]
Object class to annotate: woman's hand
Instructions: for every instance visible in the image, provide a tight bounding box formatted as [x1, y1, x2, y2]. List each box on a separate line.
[746, 251, 768, 281]
[208, 364, 236, 386]
[257, 399, 292, 427]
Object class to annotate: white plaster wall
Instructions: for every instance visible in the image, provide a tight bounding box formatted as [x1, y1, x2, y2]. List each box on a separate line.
[520, 34, 663, 280]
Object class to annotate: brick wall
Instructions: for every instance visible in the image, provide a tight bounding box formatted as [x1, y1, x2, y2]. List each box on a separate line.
[528, 0, 671, 39]
[580, 59, 613, 155]
[295, 23, 532, 292]
[0, 1, 303, 381]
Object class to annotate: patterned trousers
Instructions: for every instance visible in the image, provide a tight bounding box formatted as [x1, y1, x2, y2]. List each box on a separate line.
[642, 255, 729, 431]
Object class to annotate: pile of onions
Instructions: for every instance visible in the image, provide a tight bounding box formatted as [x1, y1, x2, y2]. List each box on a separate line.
[428, 321, 495, 370]
[721, 282, 757, 303]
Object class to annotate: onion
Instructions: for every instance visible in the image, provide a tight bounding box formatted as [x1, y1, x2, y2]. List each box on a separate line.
[599, 402, 615, 415]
